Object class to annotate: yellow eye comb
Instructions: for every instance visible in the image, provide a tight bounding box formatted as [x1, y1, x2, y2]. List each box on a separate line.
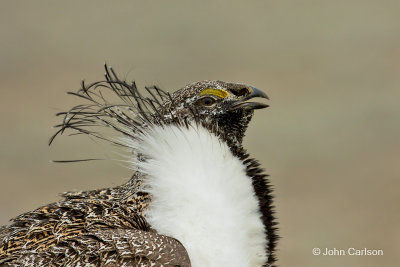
[199, 88, 229, 99]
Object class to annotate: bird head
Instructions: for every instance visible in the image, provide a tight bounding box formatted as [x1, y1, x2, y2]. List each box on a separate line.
[158, 80, 269, 150]
[51, 66, 269, 155]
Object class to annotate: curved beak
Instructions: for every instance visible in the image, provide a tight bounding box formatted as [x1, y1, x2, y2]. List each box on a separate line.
[229, 86, 269, 111]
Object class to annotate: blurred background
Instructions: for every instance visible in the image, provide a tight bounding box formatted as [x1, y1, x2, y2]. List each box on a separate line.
[1, 1, 399, 266]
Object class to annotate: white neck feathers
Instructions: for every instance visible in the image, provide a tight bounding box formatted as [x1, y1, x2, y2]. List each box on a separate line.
[125, 124, 267, 267]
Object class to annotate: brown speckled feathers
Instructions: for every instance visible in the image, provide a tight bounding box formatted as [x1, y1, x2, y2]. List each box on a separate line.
[0, 173, 189, 266]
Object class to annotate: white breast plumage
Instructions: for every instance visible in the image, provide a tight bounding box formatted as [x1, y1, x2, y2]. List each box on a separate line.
[124, 124, 267, 267]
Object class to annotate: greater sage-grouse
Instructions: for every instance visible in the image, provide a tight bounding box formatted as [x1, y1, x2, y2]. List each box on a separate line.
[0, 66, 277, 267]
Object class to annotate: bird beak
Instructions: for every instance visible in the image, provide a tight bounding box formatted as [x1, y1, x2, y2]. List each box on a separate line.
[229, 86, 269, 111]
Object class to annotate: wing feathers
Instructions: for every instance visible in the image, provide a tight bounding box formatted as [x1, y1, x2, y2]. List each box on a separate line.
[1, 228, 190, 267]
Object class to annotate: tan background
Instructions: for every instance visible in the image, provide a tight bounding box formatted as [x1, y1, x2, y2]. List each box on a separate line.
[1, 1, 399, 266]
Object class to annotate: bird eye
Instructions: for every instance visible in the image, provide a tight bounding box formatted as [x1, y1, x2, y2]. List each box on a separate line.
[196, 96, 216, 106]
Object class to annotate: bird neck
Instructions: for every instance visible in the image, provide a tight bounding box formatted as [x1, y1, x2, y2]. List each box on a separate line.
[201, 109, 254, 157]
[127, 124, 268, 267]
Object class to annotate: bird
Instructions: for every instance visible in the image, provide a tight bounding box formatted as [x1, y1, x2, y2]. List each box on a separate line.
[0, 65, 277, 267]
